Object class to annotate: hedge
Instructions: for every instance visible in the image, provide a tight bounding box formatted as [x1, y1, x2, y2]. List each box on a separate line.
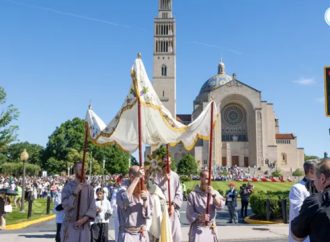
[249, 191, 289, 220]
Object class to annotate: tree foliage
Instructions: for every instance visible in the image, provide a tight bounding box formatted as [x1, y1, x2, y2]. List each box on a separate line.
[0, 162, 41, 176]
[6, 142, 44, 166]
[177, 154, 198, 175]
[0, 86, 19, 151]
[43, 117, 130, 175]
[150, 145, 177, 171]
[292, 168, 304, 177]
[271, 169, 282, 177]
[304, 155, 319, 161]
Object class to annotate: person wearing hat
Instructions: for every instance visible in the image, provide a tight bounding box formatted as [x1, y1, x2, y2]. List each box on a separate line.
[225, 182, 238, 224]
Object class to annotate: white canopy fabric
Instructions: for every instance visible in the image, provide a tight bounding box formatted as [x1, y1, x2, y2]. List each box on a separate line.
[86, 56, 217, 152]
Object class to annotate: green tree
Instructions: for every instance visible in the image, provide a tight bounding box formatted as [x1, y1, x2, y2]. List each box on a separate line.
[151, 145, 177, 171]
[0, 87, 19, 151]
[271, 169, 282, 177]
[44, 117, 130, 175]
[44, 157, 66, 175]
[66, 148, 82, 173]
[0, 162, 40, 176]
[92, 145, 130, 175]
[177, 154, 198, 175]
[292, 168, 304, 177]
[6, 142, 44, 166]
[304, 155, 319, 161]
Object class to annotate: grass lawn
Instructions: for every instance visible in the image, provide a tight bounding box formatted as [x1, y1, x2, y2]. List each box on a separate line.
[5, 198, 54, 225]
[184, 180, 294, 193]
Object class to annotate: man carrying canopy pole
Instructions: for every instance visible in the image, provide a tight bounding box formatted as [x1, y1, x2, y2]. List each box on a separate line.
[117, 166, 152, 242]
[186, 170, 225, 242]
[153, 155, 182, 242]
[61, 138, 97, 242]
[186, 101, 225, 242]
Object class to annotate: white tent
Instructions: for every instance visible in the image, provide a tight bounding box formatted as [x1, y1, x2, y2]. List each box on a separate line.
[86, 55, 217, 153]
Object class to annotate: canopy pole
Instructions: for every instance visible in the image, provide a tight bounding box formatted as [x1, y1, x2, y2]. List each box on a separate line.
[205, 101, 214, 221]
[137, 91, 144, 190]
[76, 122, 89, 220]
[166, 144, 172, 213]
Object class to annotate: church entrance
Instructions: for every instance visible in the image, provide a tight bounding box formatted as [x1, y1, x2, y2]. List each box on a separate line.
[244, 157, 249, 167]
[222, 157, 227, 166]
[232, 156, 239, 166]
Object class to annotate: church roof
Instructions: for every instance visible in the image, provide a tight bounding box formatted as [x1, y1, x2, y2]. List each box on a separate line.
[276, 133, 295, 140]
[199, 73, 233, 94]
[198, 60, 260, 95]
[199, 60, 232, 94]
[176, 114, 192, 124]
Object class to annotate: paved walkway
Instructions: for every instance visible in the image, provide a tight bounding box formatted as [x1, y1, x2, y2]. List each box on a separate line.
[0, 201, 289, 241]
[0, 224, 288, 242]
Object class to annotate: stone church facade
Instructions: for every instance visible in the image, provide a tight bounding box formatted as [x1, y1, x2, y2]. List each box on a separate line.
[188, 62, 304, 172]
[151, 0, 304, 172]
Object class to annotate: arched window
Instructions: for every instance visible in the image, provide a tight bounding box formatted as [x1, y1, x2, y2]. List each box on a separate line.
[161, 65, 167, 76]
[281, 153, 287, 165]
[221, 104, 248, 142]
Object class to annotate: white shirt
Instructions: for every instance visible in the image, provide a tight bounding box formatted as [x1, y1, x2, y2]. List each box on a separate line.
[53, 192, 65, 224]
[289, 179, 310, 242]
[94, 198, 112, 223]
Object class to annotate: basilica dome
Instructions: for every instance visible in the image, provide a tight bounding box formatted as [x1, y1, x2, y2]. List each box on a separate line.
[199, 61, 233, 94]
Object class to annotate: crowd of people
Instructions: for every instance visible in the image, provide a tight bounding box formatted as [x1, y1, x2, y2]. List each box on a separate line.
[0, 158, 255, 242]
[288, 159, 330, 242]
[3, 158, 330, 242]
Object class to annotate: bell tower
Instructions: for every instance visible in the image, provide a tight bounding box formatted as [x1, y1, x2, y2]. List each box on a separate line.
[153, 0, 176, 116]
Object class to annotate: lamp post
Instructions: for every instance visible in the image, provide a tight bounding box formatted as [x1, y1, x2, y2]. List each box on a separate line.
[20, 149, 29, 212]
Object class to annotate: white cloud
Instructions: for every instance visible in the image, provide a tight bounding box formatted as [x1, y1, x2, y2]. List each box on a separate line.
[4, 0, 130, 28]
[293, 78, 317, 86]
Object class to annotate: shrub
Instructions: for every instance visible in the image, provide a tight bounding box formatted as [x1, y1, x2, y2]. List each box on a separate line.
[271, 169, 282, 177]
[292, 168, 304, 177]
[0, 162, 41, 176]
[250, 191, 289, 220]
[177, 154, 197, 175]
[186, 188, 192, 195]
[180, 175, 191, 183]
[217, 189, 224, 196]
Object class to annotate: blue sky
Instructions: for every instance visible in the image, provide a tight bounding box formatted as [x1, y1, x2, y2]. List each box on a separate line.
[1, 0, 330, 157]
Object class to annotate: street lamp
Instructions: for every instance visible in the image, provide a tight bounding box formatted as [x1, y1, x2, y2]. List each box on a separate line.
[20, 149, 29, 212]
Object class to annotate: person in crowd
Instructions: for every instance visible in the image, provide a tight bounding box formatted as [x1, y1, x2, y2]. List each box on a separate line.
[0, 194, 5, 230]
[110, 175, 125, 242]
[225, 182, 238, 224]
[53, 190, 65, 242]
[152, 157, 182, 242]
[117, 166, 152, 242]
[50, 182, 57, 199]
[239, 182, 253, 219]
[91, 187, 112, 242]
[182, 182, 187, 201]
[61, 161, 96, 242]
[288, 160, 317, 242]
[291, 159, 330, 242]
[14, 183, 22, 207]
[186, 170, 225, 241]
